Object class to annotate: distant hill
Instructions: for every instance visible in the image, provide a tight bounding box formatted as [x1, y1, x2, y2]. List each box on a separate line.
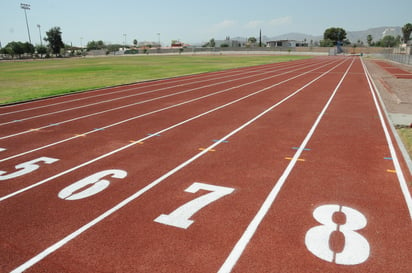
[232, 26, 402, 45]
[346, 26, 402, 44]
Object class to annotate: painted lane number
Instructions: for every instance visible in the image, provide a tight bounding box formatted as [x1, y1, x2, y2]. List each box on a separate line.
[305, 204, 370, 265]
[154, 182, 234, 229]
[0, 157, 59, 181]
[58, 170, 127, 200]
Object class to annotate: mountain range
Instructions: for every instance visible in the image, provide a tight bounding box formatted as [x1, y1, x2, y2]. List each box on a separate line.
[232, 26, 402, 44]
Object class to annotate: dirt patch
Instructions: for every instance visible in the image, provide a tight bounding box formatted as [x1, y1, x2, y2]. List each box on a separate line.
[364, 58, 412, 116]
[364, 58, 412, 163]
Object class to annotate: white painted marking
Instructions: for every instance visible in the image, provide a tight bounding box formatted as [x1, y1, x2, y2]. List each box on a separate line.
[0, 62, 287, 123]
[0, 148, 5, 152]
[0, 59, 317, 139]
[305, 204, 370, 265]
[1, 59, 341, 199]
[218, 58, 355, 273]
[58, 170, 127, 200]
[9, 59, 349, 272]
[361, 58, 412, 218]
[0, 157, 59, 181]
[0, 63, 257, 116]
[0, 60, 335, 164]
[154, 182, 234, 229]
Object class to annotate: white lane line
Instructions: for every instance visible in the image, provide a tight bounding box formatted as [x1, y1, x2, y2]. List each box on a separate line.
[0, 59, 343, 199]
[0, 61, 307, 126]
[0, 60, 335, 163]
[217, 57, 355, 273]
[0, 63, 263, 116]
[9, 58, 348, 273]
[0, 60, 314, 139]
[0, 60, 298, 120]
[0, 69, 262, 126]
[361, 58, 412, 219]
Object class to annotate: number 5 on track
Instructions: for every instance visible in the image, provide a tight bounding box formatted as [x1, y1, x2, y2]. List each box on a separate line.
[0, 157, 59, 181]
[154, 182, 234, 229]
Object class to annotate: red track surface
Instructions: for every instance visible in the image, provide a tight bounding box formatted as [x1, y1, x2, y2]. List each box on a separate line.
[373, 60, 412, 79]
[1, 57, 411, 273]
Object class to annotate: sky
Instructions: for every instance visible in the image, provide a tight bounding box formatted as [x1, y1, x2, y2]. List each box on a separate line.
[1, 0, 411, 47]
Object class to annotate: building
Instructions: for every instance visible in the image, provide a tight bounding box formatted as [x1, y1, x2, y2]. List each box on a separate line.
[266, 40, 308, 48]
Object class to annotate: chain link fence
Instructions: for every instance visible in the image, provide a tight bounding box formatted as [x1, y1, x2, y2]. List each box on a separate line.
[383, 47, 412, 65]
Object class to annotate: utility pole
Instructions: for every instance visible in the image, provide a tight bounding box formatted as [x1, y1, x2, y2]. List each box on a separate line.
[37, 24, 42, 46]
[259, 29, 262, 47]
[20, 3, 32, 44]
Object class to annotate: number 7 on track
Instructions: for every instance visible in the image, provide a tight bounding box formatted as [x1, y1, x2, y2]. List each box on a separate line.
[154, 182, 235, 229]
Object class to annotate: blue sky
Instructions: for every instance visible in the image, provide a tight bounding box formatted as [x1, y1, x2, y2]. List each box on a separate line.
[1, 0, 411, 47]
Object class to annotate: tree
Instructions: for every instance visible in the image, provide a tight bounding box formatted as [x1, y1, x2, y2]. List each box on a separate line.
[210, 38, 215, 47]
[0, 41, 35, 58]
[9, 42, 24, 57]
[401, 23, 412, 43]
[44, 27, 64, 56]
[380, 35, 398, 47]
[367, 35, 373, 46]
[86, 40, 106, 51]
[133, 39, 138, 47]
[323, 27, 347, 45]
[22, 42, 35, 55]
[36, 45, 48, 58]
[319, 39, 334, 47]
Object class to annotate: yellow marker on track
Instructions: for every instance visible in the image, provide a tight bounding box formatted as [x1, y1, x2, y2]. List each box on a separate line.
[199, 148, 216, 152]
[285, 157, 305, 162]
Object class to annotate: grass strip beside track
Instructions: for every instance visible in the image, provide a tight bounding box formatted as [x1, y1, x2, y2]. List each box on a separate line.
[0, 55, 310, 104]
[397, 128, 412, 158]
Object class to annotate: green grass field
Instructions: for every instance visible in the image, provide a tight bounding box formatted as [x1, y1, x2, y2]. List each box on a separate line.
[397, 128, 412, 158]
[0, 55, 310, 104]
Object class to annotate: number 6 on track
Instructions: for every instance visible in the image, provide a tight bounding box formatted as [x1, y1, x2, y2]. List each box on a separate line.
[154, 182, 234, 229]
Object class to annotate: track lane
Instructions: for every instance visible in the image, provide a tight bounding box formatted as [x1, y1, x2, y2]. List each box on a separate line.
[3, 58, 351, 272]
[222, 58, 412, 273]
[0, 60, 310, 121]
[0, 59, 341, 198]
[0, 59, 325, 139]
[0, 62, 279, 115]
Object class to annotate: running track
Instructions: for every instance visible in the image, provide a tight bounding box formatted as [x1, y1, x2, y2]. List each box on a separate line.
[1, 57, 411, 272]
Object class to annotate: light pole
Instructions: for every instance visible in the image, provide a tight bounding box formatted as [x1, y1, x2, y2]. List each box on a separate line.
[123, 33, 127, 49]
[20, 3, 32, 44]
[37, 24, 42, 46]
[157, 33, 160, 48]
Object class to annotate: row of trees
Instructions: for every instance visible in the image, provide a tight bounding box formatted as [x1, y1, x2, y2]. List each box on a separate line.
[1, 27, 64, 58]
[2, 23, 411, 58]
[321, 23, 412, 48]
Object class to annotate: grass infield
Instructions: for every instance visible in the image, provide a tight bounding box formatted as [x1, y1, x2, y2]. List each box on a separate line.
[0, 55, 310, 104]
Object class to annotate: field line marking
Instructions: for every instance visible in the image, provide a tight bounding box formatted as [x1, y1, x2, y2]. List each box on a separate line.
[0, 60, 335, 161]
[0, 60, 318, 138]
[218, 57, 355, 273]
[361, 58, 412, 219]
[9, 58, 349, 273]
[0, 59, 342, 199]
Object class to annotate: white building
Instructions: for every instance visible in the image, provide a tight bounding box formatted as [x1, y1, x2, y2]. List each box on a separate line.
[266, 40, 308, 48]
